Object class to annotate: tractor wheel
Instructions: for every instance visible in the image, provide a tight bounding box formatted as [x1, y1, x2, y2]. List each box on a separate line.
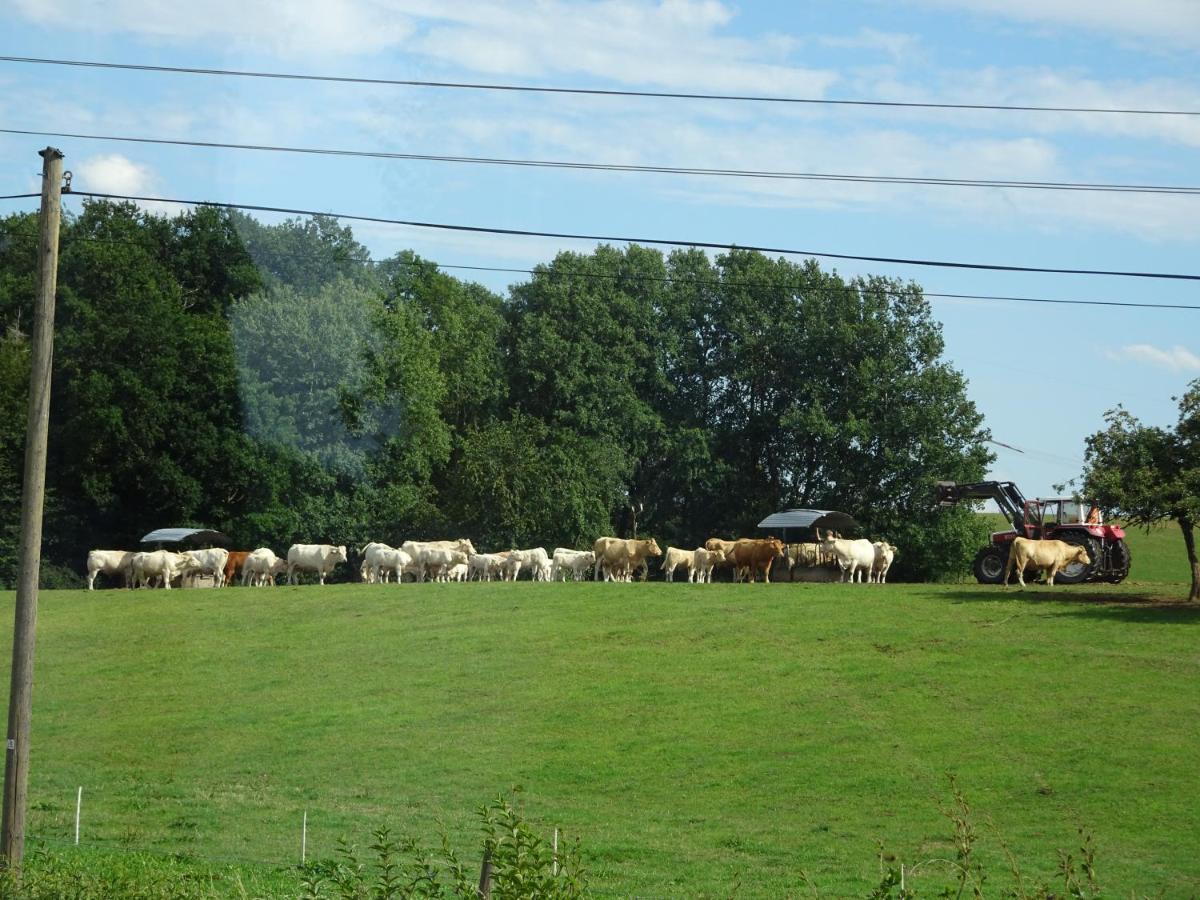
[973, 546, 1008, 584]
[1104, 539, 1132, 584]
[1052, 533, 1100, 584]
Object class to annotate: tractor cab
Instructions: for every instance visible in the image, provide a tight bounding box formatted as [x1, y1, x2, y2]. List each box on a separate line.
[1020, 498, 1103, 539]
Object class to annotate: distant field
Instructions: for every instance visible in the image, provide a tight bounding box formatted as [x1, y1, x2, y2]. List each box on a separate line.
[2, 580, 1197, 897]
[978, 513, 1191, 585]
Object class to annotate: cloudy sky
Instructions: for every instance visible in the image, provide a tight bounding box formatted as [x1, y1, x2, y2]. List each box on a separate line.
[2, 0, 1198, 499]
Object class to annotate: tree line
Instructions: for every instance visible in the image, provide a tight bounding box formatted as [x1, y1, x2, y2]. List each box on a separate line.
[0, 200, 994, 585]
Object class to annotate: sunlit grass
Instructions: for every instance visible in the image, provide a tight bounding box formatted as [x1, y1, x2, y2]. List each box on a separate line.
[3, 580, 1197, 896]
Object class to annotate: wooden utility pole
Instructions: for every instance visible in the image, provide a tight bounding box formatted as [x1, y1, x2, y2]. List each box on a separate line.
[1, 147, 65, 870]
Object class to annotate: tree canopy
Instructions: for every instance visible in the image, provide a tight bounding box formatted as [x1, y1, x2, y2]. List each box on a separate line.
[0, 201, 993, 584]
[1082, 382, 1200, 601]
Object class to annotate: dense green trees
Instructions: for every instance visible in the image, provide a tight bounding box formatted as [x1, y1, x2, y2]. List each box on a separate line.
[1083, 383, 1200, 601]
[0, 201, 992, 584]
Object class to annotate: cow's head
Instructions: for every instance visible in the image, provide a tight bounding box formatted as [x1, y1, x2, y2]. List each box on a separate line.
[335, 545, 348, 563]
[457, 538, 477, 556]
[769, 538, 786, 557]
[1068, 544, 1091, 565]
[708, 548, 726, 564]
[646, 538, 662, 556]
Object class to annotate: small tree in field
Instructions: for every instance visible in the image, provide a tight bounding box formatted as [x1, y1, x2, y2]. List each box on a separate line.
[1082, 379, 1200, 602]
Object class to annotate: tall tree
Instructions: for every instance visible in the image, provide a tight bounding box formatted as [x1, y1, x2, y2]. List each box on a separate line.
[1082, 382, 1200, 601]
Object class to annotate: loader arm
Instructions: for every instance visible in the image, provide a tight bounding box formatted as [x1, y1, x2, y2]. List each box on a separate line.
[934, 481, 1028, 533]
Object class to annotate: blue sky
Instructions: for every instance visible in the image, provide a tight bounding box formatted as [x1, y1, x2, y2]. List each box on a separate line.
[2, 0, 1198, 500]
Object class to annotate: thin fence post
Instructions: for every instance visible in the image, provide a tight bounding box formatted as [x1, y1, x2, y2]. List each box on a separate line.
[301, 810, 307, 865]
[553, 827, 558, 876]
[477, 846, 493, 899]
[74, 787, 81, 845]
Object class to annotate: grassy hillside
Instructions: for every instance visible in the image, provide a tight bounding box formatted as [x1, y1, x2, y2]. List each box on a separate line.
[3, 581, 1198, 897]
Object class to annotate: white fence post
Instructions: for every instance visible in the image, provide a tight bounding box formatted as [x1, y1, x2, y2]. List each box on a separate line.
[74, 787, 82, 845]
[301, 810, 307, 864]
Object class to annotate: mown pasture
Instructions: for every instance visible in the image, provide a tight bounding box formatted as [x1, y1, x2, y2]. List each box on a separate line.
[1, 561, 1197, 896]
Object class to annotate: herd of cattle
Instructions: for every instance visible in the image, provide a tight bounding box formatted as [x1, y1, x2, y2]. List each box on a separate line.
[84, 532, 902, 590]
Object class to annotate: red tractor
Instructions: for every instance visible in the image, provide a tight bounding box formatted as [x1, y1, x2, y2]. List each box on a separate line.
[935, 481, 1131, 585]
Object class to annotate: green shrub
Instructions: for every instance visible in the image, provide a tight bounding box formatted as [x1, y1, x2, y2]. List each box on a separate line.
[299, 793, 586, 900]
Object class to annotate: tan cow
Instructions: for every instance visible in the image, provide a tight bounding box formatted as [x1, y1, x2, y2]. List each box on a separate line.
[727, 538, 787, 584]
[1003, 537, 1091, 587]
[661, 547, 695, 582]
[593, 537, 663, 582]
[691, 547, 725, 583]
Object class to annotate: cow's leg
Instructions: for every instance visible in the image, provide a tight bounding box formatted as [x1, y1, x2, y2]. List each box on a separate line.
[1047, 565, 1057, 586]
[87, 569, 96, 591]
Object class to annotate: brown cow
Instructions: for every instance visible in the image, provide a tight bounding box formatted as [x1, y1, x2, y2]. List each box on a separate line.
[728, 538, 787, 584]
[223, 550, 252, 586]
[593, 537, 662, 582]
[1003, 537, 1091, 587]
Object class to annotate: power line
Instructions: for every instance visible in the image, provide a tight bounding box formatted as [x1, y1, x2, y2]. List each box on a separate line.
[431, 264, 1200, 310]
[62, 190, 1200, 282]
[0, 194, 39, 202]
[3, 216, 1196, 310]
[2, 55, 1198, 117]
[3, 128, 1197, 196]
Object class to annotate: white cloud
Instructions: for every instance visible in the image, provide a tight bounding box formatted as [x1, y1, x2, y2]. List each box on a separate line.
[74, 154, 186, 216]
[1108, 344, 1200, 372]
[909, 0, 1200, 47]
[9, 0, 415, 57]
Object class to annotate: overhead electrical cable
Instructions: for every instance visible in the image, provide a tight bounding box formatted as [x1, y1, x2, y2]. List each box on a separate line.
[1, 55, 1197, 117]
[2, 128, 1196, 196]
[62, 190, 1200, 282]
[2, 218, 1196, 309]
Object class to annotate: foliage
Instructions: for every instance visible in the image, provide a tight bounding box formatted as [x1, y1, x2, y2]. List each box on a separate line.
[300, 794, 585, 899]
[1082, 380, 1200, 600]
[0, 203, 993, 581]
[0, 844, 292, 899]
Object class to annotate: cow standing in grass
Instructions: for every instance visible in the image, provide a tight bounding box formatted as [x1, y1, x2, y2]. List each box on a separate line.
[1003, 537, 1090, 587]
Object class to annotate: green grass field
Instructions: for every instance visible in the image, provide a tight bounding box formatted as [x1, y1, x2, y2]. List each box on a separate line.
[2, 573, 1198, 896]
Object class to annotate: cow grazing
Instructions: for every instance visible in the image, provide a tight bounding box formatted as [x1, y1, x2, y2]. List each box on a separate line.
[286, 544, 348, 585]
[593, 537, 663, 582]
[871, 542, 898, 584]
[86, 550, 134, 590]
[242, 548, 288, 586]
[1003, 537, 1090, 587]
[727, 538, 787, 584]
[661, 547, 695, 582]
[819, 532, 877, 583]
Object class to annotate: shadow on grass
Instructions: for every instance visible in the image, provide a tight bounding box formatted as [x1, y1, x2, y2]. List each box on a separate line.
[939, 587, 1200, 624]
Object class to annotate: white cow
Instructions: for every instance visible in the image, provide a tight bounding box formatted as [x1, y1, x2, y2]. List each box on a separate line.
[447, 562, 469, 582]
[182, 548, 230, 587]
[469, 553, 506, 581]
[286, 544, 348, 585]
[132, 550, 195, 590]
[871, 542, 898, 584]
[691, 547, 725, 583]
[401, 539, 476, 581]
[421, 547, 469, 582]
[550, 548, 594, 581]
[499, 554, 522, 582]
[86, 549, 134, 590]
[819, 532, 877, 583]
[361, 542, 410, 584]
[508, 548, 551, 581]
[661, 547, 696, 582]
[242, 548, 288, 587]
